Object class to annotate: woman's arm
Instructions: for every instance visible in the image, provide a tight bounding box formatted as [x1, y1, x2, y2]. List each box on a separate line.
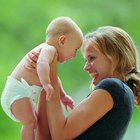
[47, 60, 114, 140]
[36, 90, 51, 140]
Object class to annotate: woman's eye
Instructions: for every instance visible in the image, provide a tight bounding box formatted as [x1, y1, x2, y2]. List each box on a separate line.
[89, 56, 95, 61]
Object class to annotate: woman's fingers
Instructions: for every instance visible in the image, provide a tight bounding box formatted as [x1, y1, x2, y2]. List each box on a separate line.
[28, 51, 38, 63]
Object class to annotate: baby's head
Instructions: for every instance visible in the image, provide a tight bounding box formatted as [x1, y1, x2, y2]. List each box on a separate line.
[82, 26, 137, 79]
[45, 16, 83, 63]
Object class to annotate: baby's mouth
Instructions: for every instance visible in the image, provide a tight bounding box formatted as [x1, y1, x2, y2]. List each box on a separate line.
[64, 56, 74, 62]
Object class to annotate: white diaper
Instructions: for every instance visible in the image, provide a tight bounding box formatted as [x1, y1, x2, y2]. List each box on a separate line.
[1, 76, 43, 122]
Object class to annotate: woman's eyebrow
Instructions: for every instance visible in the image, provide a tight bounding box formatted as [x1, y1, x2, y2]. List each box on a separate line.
[87, 54, 94, 59]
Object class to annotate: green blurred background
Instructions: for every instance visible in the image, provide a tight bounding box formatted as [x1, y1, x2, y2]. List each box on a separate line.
[0, 0, 140, 139]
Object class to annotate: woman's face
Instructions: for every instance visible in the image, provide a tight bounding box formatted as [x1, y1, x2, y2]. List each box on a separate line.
[83, 43, 113, 85]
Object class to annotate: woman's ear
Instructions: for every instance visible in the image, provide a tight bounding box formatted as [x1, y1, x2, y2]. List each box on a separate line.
[58, 35, 66, 47]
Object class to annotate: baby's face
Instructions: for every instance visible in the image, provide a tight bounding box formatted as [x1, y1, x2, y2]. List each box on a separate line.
[58, 34, 83, 63]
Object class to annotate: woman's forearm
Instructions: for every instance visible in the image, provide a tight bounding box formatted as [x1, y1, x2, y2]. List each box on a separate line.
[36, 90, 51, 140]
[46, 69, 69, 140]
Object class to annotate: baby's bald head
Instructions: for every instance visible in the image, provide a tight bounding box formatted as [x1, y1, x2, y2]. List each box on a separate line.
[45, 16, 83, 40]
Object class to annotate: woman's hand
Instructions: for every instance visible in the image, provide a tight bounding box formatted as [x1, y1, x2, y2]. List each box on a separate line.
[24, 51, 39, 72]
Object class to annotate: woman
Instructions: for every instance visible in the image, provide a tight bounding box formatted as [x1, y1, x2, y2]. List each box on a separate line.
[31, 26, 140, 140]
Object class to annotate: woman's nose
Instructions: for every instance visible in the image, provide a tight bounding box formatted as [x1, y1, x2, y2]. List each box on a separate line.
[83, 63, 90, 71]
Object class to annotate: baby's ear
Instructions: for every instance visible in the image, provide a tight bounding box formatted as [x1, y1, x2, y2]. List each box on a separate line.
[58, 35, 66, 47]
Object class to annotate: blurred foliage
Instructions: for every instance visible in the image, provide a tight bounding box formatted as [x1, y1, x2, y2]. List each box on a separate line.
[0, 0, 140, 139]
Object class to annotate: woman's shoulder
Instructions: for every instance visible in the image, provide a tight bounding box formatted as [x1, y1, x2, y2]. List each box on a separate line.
[95, 78, 133, 107]
[95, 78, 123, 90]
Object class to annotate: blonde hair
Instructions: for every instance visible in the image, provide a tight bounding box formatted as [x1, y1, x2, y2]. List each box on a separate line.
[83, 26, 140, 107]
[45, 16, 83, 40]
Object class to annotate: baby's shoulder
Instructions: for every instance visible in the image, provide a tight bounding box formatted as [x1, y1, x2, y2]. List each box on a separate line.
[38, 43, 56, 51]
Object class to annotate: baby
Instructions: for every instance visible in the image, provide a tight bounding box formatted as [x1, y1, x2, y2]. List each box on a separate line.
[1, 16, 83, 140]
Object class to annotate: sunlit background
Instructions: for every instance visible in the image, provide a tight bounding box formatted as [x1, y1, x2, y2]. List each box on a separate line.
[0, 0, 140, 139]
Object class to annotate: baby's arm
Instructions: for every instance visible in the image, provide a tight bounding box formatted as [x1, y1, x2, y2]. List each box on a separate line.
[58, 77, 74, 111]
[37, 44, 56, 101]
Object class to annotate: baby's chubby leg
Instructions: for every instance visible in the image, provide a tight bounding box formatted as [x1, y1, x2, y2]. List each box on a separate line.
[11, 98, 37, 140]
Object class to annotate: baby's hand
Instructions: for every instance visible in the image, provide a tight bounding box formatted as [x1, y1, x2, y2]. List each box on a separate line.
[61, 94, 74, 111]
[44, 84, 54, 101]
